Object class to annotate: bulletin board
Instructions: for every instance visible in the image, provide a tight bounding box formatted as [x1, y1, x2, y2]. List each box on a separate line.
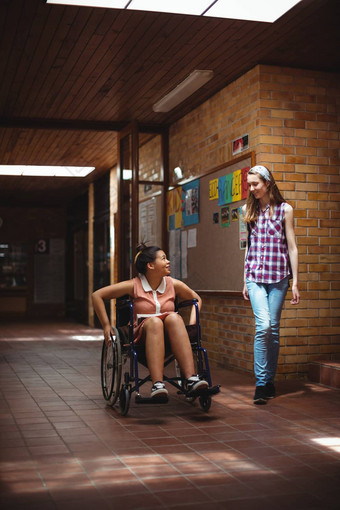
[176, 153, 254, 292]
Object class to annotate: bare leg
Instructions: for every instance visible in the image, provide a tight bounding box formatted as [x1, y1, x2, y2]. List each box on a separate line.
[164, 313, 194, 379]
[143, 317, 165, 383]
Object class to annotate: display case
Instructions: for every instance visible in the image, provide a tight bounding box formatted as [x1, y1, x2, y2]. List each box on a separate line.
[0, 243, 27, 288]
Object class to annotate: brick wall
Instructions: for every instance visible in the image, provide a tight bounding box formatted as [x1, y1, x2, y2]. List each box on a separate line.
[169, 64, 340, 380]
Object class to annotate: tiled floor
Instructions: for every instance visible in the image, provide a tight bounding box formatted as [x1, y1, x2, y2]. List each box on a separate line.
[0, 321, 339, 510]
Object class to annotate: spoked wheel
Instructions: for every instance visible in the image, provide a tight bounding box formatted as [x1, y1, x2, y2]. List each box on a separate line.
[119, 385, 131, 416]
[199, 394, 211, 412]
[101, 327, 122, 406]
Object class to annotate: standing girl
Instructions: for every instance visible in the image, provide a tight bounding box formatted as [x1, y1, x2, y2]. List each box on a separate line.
[242, 165, 300, 404]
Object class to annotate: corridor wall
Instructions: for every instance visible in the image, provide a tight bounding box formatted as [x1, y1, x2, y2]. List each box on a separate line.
[169, 64, 340, 379]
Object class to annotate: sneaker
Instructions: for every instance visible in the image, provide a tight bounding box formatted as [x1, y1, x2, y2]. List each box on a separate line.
[186, 375, 209, 395]
[151, 381, 168, 400]
[265, 382, 276, 399]
[253, 386, 268, 405]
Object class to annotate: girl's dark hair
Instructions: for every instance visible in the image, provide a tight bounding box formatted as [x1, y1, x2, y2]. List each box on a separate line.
[134, 242, 161, 274]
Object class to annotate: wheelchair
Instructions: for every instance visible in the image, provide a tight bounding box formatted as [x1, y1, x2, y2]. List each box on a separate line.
[100, 297, 220, 415]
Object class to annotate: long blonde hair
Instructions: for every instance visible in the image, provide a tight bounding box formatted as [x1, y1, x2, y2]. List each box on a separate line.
[244, 166, 285, 224]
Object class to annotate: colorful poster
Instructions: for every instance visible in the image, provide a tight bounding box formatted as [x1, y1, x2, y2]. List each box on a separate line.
[231, 208, 239, 221]
[209, 178, 218, 200]
[241, 166, 249, 199]
[221, 205, 230, 227]
[182, 180, 199, 226]
[167, 188, 175, 231]
[232, 169, 242, 202]
[174, 186, 182, 229]
[225, 173, 233, 204]
[167, 187, 182, 230]
[218, 175, 226, 206]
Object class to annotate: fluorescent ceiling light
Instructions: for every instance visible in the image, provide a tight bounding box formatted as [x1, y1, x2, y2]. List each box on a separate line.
[46, 1, 302, 22]
[153, 69, 213, 113]
[204, 0, 302, 23]
[127, 0, 211, 15]
[47, 1, 127, 7]
[0, 165, 95, 177]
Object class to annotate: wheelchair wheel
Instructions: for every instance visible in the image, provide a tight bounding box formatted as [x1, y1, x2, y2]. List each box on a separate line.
[199, 394, 211, 412]
[101, 328, 122, 406]
[119, 385, 130, 416]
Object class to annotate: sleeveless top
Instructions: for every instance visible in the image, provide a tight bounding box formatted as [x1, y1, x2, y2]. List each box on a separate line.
[132, 275, 176, 342]
[245, 202, 291, 284]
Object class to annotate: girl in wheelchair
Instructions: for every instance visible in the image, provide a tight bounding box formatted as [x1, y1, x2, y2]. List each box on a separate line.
[92, 242, 209, 401]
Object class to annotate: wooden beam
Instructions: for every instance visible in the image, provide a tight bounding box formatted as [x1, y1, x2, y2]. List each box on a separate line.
[0, 117, 126, 132]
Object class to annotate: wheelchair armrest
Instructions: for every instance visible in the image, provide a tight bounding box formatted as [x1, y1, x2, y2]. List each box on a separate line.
[177, 298, 198, 309]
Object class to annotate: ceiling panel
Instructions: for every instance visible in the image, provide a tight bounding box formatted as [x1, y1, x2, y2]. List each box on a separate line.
[0, 0, 338, 205]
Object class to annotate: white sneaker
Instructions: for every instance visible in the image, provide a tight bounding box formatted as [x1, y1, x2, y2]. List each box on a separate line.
[186, 375, 208, 394]
[151, 381, 168, 399]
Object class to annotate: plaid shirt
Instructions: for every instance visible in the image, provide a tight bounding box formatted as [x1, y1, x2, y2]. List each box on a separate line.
[245, 202, 291, 283]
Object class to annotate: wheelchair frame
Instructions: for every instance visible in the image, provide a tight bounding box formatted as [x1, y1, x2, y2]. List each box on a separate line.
[101, 298, 220, 415]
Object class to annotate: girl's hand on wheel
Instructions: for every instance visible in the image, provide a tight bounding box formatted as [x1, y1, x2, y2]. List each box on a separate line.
[104, 325, 114, 346]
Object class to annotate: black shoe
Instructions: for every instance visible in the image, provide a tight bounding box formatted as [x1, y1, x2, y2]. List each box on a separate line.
[265, 382, 276, 399]
[253, 386, 268, 405]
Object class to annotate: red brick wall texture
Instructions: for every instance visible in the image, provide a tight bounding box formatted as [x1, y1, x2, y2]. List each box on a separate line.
[169, 64, 340, 379]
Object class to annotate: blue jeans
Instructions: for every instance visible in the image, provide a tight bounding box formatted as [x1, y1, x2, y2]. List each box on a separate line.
[246, 277, 289, 386]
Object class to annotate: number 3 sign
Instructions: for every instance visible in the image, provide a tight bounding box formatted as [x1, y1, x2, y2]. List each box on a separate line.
[35, 239, 49, 254]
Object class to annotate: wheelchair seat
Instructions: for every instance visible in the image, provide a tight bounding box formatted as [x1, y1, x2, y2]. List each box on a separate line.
[100, 297, 220, 415]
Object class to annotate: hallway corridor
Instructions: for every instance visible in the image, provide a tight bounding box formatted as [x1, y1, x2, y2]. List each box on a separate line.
[0, 321, 339, 510]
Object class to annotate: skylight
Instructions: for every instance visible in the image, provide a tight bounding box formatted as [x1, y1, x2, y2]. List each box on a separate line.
[46, 1, 303, 23]
[0, 166, 95, 177]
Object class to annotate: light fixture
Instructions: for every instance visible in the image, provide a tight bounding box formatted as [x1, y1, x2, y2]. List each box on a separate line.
[204, 0, 302, 23]
[153, 70, 213, 113]
[174, 166, 183, 180]
[0, 165, 95, 177]
[127, 0, 211, 15]
[46, 1, 127, 7]
[122, 169, 132, 180]
[46, 1, 303, 23]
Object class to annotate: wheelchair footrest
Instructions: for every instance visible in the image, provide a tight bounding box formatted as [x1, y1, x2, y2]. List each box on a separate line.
[186, 385, 221, 398]
[135, 394, 169, 404]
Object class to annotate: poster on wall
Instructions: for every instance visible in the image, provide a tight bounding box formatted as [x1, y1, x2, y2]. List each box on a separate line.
[169, 229, 181, 278]
[181, 230, 188, 279]
[209, 178, 218, 200]
[241, 166, 250, 199]
[139, 197, 160, 246]
[182, 179, 199, 226]
[239, 206, 247, 249]
[221, 205, 230, 227]
[167, 186, 182, 230]
[232, 134, 249, 155]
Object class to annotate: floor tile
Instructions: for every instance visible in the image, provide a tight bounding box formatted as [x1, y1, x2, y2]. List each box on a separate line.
[1, 320, 339, 510]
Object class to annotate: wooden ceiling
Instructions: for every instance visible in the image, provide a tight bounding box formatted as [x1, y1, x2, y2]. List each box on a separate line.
[0, 0, 339, 206]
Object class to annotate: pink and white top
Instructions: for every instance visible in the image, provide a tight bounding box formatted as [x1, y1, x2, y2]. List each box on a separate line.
[132, 275, 176, 343]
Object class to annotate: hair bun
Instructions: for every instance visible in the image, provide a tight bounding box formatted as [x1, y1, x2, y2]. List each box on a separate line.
[136, 242, 148, 254]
